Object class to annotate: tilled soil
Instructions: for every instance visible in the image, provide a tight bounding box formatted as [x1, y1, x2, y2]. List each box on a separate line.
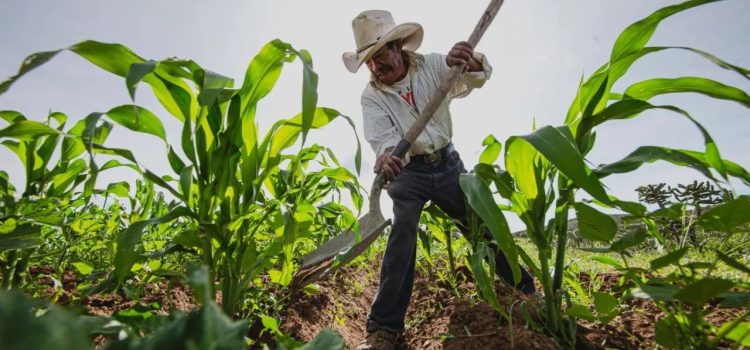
[282, 261, 749, 350]
[27, 265, 196, 316]
[577, 272, 748, 349]
[281, 260, 557, 350]
[25, 264, 748, 349]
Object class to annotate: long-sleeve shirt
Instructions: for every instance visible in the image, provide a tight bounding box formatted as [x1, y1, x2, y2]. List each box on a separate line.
[361, 51, 492, 158]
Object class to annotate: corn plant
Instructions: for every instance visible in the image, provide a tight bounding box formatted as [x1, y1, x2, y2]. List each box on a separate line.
[1, 39, 363, 318]
[417, 204, 463, 282]
[460, 0, 750, 347]
[0, 110, 106, 289]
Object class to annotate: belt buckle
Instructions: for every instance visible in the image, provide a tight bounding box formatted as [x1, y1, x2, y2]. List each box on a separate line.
[427, 152, 441, 163]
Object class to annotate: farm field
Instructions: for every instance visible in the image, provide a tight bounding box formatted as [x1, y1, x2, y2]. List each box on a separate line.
[1, 0, 749, 349]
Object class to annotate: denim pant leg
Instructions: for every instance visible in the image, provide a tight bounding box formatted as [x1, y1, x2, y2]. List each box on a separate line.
[430, 151, 536, 294]
[367, 168, 428, 333]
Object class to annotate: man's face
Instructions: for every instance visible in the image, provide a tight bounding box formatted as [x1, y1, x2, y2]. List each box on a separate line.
[365, 41, 407, 85]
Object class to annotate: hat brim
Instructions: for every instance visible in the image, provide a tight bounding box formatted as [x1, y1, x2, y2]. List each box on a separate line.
[342, 22, 423, 73]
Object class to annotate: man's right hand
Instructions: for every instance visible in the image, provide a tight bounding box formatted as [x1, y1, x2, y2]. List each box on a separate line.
[374, 147, 405, 182]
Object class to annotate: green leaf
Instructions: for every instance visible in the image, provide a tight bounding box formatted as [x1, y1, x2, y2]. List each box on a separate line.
[69, 40, 144, 77]
[292, 47, 318, 145]
[595, 146, 750, 186]
[574, 203, 617, 242]
[173, 229, 201, 248]
[0, 120, 61, 140]
[186, 264, 212, 306]
[590, 255, 625, 270]
[126, 61, 157, 100]
[655, 318, 679, 348]
[609, 228, 649, 252]
[593, 292, 618, 324]
[0, 224, 43, 251]
[567, 304, 595, 321]
[72, 262, 94, 276]
[105, 105, 167, 141]
[631, 284, 679, 301]
[589, 100, 726, 178]
[2, 40, 195, 121]
[719, 292, 750, 308]
[514, 126, 610, 203]
[179, 165, 194, 206]
[196, 69, 233, 107]
[299, 329, 345, 350]
[649, 203, 686, 220]
[593, 292, 618, 314]
[697, 196, 750, 232]
[0, 290, 92, 350]
[460, 173, 520, 284]
[61, 120, 86, 161]
[505, 135, 542, 201]
[47, 159, 87, 197]
[165, 146, 186, 175]
[479, 135, 501, 164]
[0, 218, 17, 234]
[624, 77, 750, 109]
[650, 247, 688, 270]
[268, 107, 341, 157]
[566, 0, 744, 134]
[468, 244, 502, 310]
[720, 322, 750, 346]
[610, 0, 719, 62]
[110, 207, 193, 288]
[0, 50, 62, 95]
[261, 315, 280, 334]
[674, 278, 734, 304]
[105, 182, 130, 198]
[0, 111, 25, 123]
[239, 39, 295, 121]
[716, 251, 750, 275]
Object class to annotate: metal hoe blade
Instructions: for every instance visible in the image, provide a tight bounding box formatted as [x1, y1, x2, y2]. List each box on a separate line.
[291, 175, 390, 288]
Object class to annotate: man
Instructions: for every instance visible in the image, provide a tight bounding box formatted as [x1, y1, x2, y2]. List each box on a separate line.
[343, 10, 535, 350]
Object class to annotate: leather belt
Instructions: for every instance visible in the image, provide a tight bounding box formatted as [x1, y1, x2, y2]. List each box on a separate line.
[411, 143, 454, 164]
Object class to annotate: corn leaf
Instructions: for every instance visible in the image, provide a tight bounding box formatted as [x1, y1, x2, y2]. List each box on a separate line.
[610, 0, 719, 63]
[479, 135, 501, 165]
[624, 77, 750, 109]
[460, 173, 520, 284]
[590, 100, 726, 178]
[105, 105, 167, 141]
[0, 120, 61, 140]
[512, 126, 609, 203]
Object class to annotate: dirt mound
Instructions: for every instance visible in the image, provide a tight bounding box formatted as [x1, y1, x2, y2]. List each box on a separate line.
[281, 259, 557, 349]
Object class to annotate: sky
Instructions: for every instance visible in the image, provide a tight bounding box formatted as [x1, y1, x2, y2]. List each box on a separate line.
[1, 0, 749, 229]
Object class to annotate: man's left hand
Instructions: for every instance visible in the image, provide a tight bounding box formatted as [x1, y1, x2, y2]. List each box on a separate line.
[446, 41, 482, 72]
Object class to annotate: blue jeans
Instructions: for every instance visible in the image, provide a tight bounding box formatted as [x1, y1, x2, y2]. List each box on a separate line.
[366, 149, 535, 333]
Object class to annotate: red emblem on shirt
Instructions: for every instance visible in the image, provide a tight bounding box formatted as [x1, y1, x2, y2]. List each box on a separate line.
[400, 90, 414, 107]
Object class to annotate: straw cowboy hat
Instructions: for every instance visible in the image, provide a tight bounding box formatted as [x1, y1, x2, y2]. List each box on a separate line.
[342, 10, 423, 73]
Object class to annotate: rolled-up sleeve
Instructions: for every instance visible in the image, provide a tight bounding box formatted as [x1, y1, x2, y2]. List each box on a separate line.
[460, 52, 492, 89]
[362, 94, 401, 156]
[430, 52, 492, 100]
